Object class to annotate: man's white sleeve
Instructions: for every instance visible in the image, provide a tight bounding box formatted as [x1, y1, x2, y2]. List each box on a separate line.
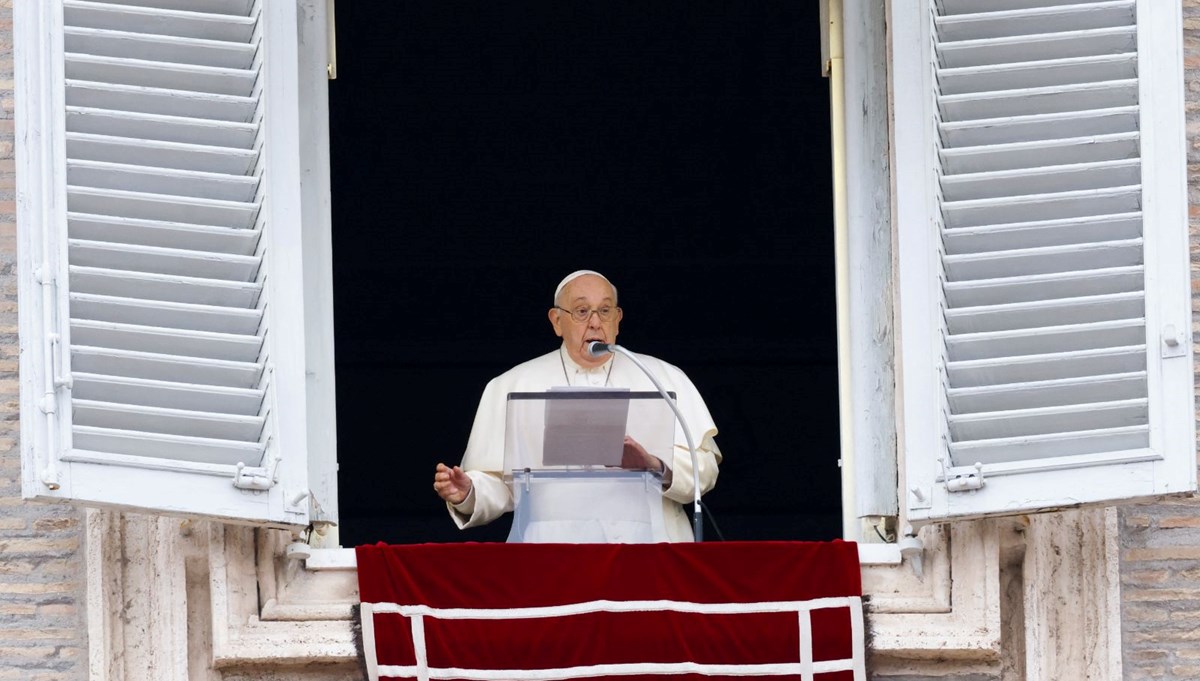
[446, 471, 513, 529]
[662, 433, 721, 504]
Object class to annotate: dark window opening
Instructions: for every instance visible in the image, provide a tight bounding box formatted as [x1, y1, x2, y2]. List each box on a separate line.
[329, 0, 840, 545]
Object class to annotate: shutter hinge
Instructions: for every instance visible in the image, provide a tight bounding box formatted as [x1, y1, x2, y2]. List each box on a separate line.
[35, 264, 67, 490]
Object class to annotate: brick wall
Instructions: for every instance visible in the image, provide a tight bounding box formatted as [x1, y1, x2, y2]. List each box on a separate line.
[1119, 1, 1200, 679]
[0, 4, 88, 680]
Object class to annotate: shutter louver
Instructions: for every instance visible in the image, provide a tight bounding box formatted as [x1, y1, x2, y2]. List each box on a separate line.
[895, 0, 1193, 521]
[17, 0, 317, 525]
[931, 0, 1150, 470]
[60, 0, 269, 468]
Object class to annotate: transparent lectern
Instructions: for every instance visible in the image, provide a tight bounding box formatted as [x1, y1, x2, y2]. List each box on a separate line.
[504, 388, 677, 543]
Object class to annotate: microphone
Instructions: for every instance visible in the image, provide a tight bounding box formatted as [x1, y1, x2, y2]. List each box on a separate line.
[586, 341, 613, 358]
[591, 342, 704, 541]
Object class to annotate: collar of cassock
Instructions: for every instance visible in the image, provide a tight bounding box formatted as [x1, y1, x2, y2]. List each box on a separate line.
[559, 345, 614, 381]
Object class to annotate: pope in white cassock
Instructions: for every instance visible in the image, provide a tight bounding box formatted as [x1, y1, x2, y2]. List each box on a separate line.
[432, 270, 722, 542]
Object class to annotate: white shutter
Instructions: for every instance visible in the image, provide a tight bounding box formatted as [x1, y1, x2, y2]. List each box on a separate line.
[894, 0, 1195, 522]
[16, 0, 314, 526]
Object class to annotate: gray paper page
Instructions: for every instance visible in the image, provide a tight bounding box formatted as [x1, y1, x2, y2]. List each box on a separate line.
[542, 389, 631, 466]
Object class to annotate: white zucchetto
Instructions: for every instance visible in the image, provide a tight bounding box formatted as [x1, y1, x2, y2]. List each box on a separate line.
[553, 269, 615, 304]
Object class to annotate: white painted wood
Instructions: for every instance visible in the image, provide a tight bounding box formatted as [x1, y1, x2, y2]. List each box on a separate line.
[89, 0, 256, 15]
[66, 107, 258, 148]
[67, 133, 258, 174]
[829, 0, 853, 537]
[296, 0, 340, 526]
[70, 319, 262, 361]
[65, 53, 257, 96]
[942, 186, 1142, 228]
[943, 214, 1141, 255]
[17, 0, 320, 526]
[69, 239, 260, 279]
[941, 0, 1113, 13]
[939, 80, 1138, 121]
[71, 372, 264, 415]
[67, 187, 260, 227]
[69, 213, 260, 253]
[948, 372, 1147, 413]
[257, 0, 313, 521]
[1133, 0, 1194, 495]
[69, 267, 262, 306]
[71, 346, 263, 387]
[944, 294, 1143, 334]
[841, 0, 897, 523]
[67, 159, 259, 202]
[72, 426, 264, 465]
[945, 267, 1143, 309]
[74, 399, 265, 440]
[896, 0, 1195, 522]
[65, 27, 256, 69]
[948, 398, 1147, 441]
[943, 239, 1143, 280]
[946, 320, 1145, 361]
[63, 1, 257, 42]
[70, 293, 263, 334]
[891, 0, 942, 514]
[940, 133, 1139, 175]
[940, 159, 1141, 202]
[66, 81, 258, 121]
[946, 346, 1145, 387]
[938, 53, 1137, 96]
[935, 2, 1136, 43]
[937, 26, 1137, 68]
[940, 106, 1139, 147]
[950, 431, 1146, 469]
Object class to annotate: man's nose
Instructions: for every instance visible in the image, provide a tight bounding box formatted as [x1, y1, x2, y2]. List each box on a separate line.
[587, 311, 603, 327]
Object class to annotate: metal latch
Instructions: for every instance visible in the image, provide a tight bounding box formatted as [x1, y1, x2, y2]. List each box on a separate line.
[941, 460, 985, 493]
[233, 460, 278, 491]
[946, 471, 984, 492]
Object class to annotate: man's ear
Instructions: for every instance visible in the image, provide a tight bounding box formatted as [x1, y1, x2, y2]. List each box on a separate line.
[548, 308, 564, 337]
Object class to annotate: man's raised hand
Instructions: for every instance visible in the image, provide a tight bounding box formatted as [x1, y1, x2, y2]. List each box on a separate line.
[433, 463, 472, 504]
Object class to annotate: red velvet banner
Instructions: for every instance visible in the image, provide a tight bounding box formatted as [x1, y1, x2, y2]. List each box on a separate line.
[357, 541, 864, 681]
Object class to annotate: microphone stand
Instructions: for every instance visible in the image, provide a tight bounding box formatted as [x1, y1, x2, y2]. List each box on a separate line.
[593, 343, 703, 541]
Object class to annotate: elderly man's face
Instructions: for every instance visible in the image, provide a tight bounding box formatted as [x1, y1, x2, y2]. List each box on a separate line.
[549, 274, 622, 369]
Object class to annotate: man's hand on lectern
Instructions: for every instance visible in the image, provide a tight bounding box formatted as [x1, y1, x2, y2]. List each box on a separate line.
[621, 435, 663, 473]
[433, 463, 473, 505]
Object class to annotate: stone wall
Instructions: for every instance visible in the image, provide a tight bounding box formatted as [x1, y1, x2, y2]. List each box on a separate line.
[0, 4, 88, 680]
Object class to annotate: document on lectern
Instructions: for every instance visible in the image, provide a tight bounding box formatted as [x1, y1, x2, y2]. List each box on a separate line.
[503, 388, 677, 477]
[542, 387, 630, 466]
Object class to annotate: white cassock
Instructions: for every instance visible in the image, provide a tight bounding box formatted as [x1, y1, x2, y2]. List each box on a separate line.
[446, 346, 722, 542]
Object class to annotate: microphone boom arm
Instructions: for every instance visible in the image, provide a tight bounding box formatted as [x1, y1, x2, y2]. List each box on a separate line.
[601, 343, 703, 542]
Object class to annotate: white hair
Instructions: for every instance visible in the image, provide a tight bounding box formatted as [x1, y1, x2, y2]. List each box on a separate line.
[553, 270, 618, 306]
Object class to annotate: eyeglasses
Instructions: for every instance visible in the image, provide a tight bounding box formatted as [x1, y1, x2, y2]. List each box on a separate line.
[555, 305, 620, 323]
